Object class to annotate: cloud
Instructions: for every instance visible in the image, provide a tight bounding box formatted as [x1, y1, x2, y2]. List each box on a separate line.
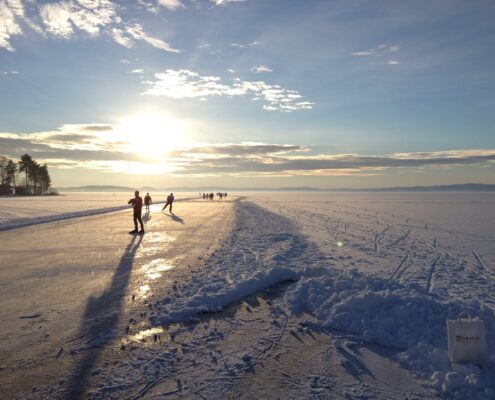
[172, 143, 307, 157]
[213, 0, 246, 5]
[39, 0, 116, 38]
[0, 0, 24, 51]
[143, 69, 243, 99]
[81, 124, 114, 131]
[2, 125, 493, 178]
[388, 60, 400, 65]
[143, 69, 314, 112]
[129, 68, 144, 74]
[126, 23, 180, 52]
[169, 148, 495, 176]
[230, 40, 258, 48]
[251, 65, 273, 73]
[1, 0, 180, 53]
[350, 44, 400, 57]
[157, 0, 184, 10]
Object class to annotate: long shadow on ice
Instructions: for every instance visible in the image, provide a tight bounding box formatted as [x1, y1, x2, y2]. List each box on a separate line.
[65, 235, 142, 399]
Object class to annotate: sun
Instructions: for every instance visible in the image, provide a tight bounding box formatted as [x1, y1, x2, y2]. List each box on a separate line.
[117, 114, 186, 159]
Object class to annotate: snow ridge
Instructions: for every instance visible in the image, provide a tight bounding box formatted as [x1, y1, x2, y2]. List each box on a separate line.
[150, 200, 323, 325]
[0, 205, 131, 231]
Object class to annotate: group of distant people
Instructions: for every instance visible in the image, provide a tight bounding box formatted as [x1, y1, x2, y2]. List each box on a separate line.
[200, 192, 227, 200]
[128, 191, 174, 234]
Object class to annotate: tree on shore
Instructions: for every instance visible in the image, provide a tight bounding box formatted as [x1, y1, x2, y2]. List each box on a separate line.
[0, 154, 52, 195]
[0, 157, 18, 194]
[19, 153, 32, 194]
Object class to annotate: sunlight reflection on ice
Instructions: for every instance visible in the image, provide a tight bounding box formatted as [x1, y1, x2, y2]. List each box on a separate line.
[140, 284, 150, 293]
[130, 327, 164, 342]
[141, 259, 176, 280]
[147, 272, 162, 280]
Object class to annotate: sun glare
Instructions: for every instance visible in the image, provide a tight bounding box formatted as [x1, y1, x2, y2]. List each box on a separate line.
[117, 114, 186, 159]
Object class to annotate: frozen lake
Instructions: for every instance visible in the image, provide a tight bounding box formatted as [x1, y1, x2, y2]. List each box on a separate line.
[0, 191, 494, 399]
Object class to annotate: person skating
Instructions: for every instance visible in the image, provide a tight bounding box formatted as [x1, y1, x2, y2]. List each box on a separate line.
[144, 192, 152, 212]
[162, 192, 175, 213]
[128, 190, 145, 234]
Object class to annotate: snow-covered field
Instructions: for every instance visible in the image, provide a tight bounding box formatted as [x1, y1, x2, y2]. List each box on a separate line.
[0, 192, 494, 399]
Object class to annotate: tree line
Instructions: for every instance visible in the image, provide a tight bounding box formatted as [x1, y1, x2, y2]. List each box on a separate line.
[0, 154, 53, 195]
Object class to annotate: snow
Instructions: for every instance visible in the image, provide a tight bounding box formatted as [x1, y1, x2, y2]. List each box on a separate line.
[287, 268, 495, 399]
[1, 191, 494, 399]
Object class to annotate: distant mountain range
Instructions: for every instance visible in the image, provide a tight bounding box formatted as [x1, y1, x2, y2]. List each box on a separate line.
[57, 183, 495, 192]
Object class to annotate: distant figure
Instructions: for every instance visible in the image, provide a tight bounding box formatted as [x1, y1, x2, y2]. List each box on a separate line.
[128, 190, 144, 234]
[144, 192, 152, 212]
[209, 193, 214, 200]
[162, 192, 175, 212]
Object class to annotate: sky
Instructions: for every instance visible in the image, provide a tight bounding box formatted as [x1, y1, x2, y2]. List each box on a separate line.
[1, 0, 495, 189]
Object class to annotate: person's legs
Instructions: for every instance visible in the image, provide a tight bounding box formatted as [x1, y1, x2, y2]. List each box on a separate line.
[133, 213, 138, 231]
[137, 212, 144, 231]
[170, 203, 173, 212]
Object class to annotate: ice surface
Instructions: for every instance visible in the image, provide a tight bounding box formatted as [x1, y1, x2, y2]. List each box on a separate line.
[1, 192, 494, 399]
[0, 192, 190, 231]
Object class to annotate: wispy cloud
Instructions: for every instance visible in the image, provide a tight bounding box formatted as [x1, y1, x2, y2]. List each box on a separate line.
[0, 0, 25, 51]
[143, 69, 313, 112]
[213, 0, 246, 5]
[1, 125, 494, 177]
[350, 44, 400, 57]
[251, 65, 273, 73]
[1, 0, 180, 53]
[230, 40, 258, 48]
[125, 23, 180, 53]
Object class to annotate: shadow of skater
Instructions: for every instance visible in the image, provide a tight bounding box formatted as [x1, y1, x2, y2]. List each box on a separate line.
[165, 212, 184, 224]
[65, 235, 142, 399]
[142, 210, 151, 223]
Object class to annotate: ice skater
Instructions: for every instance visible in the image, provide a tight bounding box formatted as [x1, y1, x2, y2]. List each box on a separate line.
[162, 192, 175, 213]
[128, 190, 145, 234]
[144, 192, 152, 212]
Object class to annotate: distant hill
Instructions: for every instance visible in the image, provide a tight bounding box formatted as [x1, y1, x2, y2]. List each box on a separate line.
[361, 183, 495, 192]
[56, 183, 495, 192]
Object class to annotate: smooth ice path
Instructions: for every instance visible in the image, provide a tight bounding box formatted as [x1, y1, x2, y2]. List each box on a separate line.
[0, 199, 233, 399]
